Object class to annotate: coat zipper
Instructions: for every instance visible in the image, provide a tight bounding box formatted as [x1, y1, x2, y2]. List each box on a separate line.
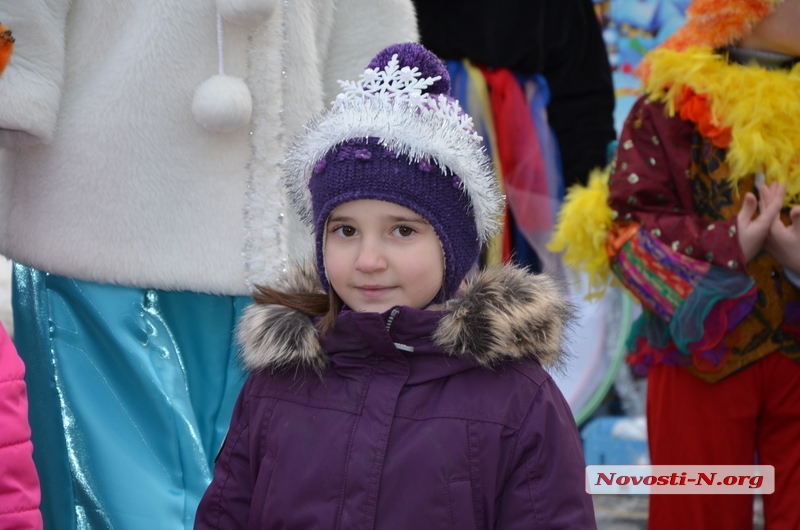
[385, 308, 414, 352]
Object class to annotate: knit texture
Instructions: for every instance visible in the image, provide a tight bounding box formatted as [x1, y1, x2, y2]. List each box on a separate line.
[311, 138, 479, 298]
[286, 42, 502, 299]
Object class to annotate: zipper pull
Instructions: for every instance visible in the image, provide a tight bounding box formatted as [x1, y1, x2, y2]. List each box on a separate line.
[384, 308, 414, 352]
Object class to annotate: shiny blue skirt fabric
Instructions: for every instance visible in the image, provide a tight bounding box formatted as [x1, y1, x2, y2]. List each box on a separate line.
[13, 264, 250, 529]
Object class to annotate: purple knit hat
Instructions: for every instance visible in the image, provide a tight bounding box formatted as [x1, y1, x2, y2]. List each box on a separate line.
[284, 42, 503, 299]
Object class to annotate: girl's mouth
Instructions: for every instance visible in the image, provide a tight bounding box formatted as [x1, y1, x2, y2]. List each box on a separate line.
[356, 285, 396, 298]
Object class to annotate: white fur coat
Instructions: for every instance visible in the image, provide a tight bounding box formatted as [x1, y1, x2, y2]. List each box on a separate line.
[0, 0, 418, 295]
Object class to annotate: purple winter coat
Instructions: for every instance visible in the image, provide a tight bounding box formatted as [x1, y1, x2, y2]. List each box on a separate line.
[195, 266, 596, 529]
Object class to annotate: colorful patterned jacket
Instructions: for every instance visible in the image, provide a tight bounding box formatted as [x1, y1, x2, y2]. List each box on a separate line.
[608, 96, 800, 383]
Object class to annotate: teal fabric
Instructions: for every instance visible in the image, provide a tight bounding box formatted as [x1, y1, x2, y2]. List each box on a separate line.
[669, 266, 754, 353]
[625, 266, 755, 355]
[13, 264, 250, 530]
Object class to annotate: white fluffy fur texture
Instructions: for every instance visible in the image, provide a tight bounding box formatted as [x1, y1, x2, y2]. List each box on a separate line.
[238, 264, 327, 372]
[0, 0, 418, 295]
[0, 0, 71, 144]
[217, 0, 277, 27]
[238, 264, 573, 372]
[192, 75, 253, 133]
[285, 94, 503, 245]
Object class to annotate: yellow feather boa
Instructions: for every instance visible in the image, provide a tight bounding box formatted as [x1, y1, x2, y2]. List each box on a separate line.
[547, 169, 615, 297]
[644, 47, 800, 205]
[550, 47, 800, 295]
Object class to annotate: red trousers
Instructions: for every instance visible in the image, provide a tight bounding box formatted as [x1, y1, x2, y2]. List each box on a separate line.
[647, 353, 800, 530]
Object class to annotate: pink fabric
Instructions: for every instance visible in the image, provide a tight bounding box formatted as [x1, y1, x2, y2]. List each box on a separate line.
[0, 323, 43, 530]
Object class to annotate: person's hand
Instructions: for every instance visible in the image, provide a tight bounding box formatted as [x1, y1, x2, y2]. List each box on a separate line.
[736, 182, 785, 262]
[764, 202, 800, 271]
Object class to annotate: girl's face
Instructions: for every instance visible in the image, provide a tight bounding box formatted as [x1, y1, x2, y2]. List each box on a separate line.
[738, 0, 800, 57]
[324, 199, 444, 313]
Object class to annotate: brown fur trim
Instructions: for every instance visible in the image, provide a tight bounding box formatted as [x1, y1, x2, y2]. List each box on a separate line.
[237, 264, 327, 372]
[433, 266, 574, 369]
[238, 264, 573, 372]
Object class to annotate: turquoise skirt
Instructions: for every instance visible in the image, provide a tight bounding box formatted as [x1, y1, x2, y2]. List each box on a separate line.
[13, 264, 250, 529]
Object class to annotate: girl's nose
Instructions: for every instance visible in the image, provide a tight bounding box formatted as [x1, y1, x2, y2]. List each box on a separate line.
[354, 240, 388, 272]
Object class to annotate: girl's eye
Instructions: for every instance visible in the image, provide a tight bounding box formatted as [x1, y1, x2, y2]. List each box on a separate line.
[334, 225, 357, 237]
[394, 225, 415, 237]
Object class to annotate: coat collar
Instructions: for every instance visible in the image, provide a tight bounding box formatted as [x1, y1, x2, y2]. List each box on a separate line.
[237, 264, 574, 373]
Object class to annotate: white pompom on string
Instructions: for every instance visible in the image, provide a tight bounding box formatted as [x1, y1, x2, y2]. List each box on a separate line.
[217, 0, 277, 27]
[192, 74, 253, 133]
[193, 10, 257, 133]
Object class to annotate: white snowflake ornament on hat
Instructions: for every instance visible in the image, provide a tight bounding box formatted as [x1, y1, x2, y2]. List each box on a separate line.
[285, 43, 502, 245]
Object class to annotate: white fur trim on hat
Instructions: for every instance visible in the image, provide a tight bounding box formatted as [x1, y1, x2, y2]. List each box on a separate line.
[284, 54, 504, 244]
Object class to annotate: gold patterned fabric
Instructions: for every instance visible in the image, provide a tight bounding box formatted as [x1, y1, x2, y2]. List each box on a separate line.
[687, 134, 800, 382]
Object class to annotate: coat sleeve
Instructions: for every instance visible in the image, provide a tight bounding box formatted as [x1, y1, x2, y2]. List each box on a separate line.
[608, 96, 747, 274]
[194, 379, 260, 530]
[495, 378, 596, 530]
[605, 97, 759, 341]
[0, 323, 43, 530]
[322, 0, 419, 104]
[0, 0, 72, 148]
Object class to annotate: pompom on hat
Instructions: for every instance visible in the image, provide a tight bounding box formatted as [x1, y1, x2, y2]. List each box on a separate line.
[284, 42, 503, 299]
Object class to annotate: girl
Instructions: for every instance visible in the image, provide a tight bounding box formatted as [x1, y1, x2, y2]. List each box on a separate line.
[551, 0, 800, 528]
[194, 43, 596, 529]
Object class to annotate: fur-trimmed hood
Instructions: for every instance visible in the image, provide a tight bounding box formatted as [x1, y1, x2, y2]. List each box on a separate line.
[237, 264, 574, 372]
